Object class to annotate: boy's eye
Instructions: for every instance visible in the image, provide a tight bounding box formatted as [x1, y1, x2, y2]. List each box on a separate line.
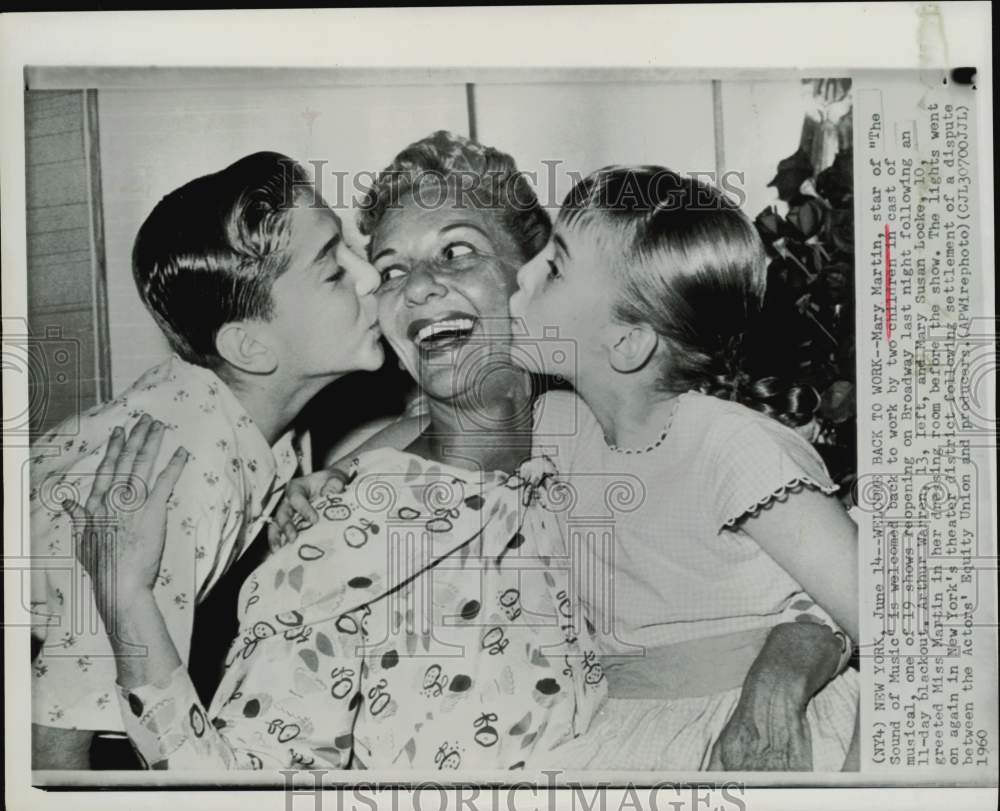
[546, 259, 562, 280]
[326, 267, 347, 284]
[443, 243, 475, 261]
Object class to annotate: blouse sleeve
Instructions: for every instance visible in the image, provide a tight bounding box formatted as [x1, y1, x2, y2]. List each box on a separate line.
[117, 666, 245, 770]
[709, 416, 840, 532]
[116, 627, 358, 770]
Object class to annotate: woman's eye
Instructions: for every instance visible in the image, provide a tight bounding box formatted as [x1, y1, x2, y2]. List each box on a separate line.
[325, 267, 346, 284]
[380, 267, 407, 282]
[546, 259, 562, 280]
[443, 243, 475, 261]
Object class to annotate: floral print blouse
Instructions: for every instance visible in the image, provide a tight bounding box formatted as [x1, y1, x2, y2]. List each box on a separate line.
[116, 450, 607, 770]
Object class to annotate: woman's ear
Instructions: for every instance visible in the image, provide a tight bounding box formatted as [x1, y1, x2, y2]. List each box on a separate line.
[215, 321, 278, 375]
[606, 323, 659, 373]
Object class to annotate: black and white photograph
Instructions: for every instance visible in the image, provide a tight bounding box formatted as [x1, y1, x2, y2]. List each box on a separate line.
[2, 6, 995, 811]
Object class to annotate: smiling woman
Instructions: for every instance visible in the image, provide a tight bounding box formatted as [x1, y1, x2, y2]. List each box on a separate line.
[359, 131, 553, 462]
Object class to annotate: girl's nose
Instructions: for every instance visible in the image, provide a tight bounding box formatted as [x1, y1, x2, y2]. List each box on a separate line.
[404, 264, 447, 305]
[515, 262, 528, 290]
[515, 257, 537, 294]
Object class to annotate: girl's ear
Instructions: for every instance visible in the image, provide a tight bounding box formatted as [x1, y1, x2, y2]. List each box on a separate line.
[606, 323, 659, 373]
[215, 321, 278, 375]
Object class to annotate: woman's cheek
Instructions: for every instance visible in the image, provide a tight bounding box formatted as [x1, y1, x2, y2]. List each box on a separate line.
[375, 290, 397, 328]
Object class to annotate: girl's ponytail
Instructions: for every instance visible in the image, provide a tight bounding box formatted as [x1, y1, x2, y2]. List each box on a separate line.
[557, 166, 819, 431]
[699, 333, 820, 428]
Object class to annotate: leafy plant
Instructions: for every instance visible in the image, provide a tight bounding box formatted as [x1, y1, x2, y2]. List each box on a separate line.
[752, 136, 857, 501]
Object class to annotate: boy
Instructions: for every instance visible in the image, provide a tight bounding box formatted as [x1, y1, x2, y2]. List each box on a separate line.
[30, 152, 384, 768]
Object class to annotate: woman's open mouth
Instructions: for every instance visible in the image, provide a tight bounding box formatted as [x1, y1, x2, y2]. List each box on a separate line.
[408, 313, 478, 353]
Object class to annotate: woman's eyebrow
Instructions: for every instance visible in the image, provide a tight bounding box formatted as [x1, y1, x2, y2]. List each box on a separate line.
[371, 246, 397, 263]
[553, 234, 571, 258]
[439, 222, 491, 239]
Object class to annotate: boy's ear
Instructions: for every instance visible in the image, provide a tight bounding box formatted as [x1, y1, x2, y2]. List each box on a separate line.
[605, 323, 659, 374]
[215, 321, 278, 375]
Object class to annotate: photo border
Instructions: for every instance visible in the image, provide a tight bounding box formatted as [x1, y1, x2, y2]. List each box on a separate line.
[2, 5, 994, 811]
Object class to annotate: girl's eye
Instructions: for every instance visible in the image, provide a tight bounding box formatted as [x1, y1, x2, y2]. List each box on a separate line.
[443, 243, 475, 261]
[326, 267, 347, 284]
[546, 259, 562, 280]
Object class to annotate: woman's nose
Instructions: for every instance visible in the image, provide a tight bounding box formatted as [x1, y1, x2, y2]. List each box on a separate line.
[403, 264, 447, 305]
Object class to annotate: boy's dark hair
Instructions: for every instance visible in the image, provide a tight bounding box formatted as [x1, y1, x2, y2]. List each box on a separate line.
[132, 151, 315, 369]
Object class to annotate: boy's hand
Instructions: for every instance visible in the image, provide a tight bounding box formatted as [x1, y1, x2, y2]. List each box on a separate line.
[64, 415, 189, 615]
[267, 467, 352, 550]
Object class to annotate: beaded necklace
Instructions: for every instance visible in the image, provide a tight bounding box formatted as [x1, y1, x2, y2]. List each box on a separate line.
[605, 397, 681, 455]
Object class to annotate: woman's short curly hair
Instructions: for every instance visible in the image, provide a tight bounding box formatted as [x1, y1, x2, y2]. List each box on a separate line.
[357, 130, 550, 262]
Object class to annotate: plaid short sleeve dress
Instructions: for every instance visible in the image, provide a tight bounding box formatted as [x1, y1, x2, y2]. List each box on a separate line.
[533, 390, 859, 771]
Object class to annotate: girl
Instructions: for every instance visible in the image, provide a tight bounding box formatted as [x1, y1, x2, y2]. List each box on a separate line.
[506, 165, 859, 770]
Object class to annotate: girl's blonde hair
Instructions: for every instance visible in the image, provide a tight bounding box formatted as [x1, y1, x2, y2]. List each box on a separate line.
[560, 166, 818, 427]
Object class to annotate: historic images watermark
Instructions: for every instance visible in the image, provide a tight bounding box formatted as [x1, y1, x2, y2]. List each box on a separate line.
[278, 161, 749, 215]
[3, 316, 83, 440]
[278, 772, 748, 811]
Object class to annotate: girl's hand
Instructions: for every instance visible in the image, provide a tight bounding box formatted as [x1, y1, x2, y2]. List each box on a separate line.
[267, 467, 352, 550]
[65, 415, 188, 614]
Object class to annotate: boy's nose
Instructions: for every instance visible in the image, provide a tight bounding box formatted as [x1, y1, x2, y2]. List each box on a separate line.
[356, 264, 380, 296]
[343, 246, 380, 296]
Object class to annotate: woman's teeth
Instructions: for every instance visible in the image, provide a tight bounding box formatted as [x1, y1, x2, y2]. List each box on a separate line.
[414, 318, 475, 347]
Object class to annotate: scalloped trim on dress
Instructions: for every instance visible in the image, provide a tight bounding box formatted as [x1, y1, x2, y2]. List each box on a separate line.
[723, 477, 840, 527]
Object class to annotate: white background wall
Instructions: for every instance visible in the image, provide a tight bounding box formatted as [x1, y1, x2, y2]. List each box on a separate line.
[97, 77, 804, 393]
[475, 81, 717, 218]
[721, 79, 809, 220]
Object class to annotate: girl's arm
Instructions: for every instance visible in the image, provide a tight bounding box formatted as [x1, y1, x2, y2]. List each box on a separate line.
[734, 487, 860, 771]
[740, 487, 859, 643]
[708, 423, 860, 771]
